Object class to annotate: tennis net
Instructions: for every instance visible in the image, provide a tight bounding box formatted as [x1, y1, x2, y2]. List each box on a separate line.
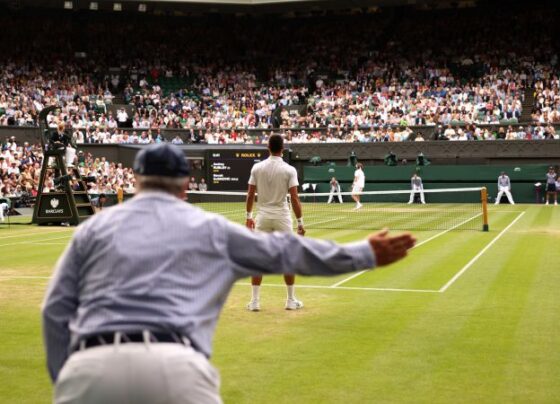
[187, 187, 489, 231]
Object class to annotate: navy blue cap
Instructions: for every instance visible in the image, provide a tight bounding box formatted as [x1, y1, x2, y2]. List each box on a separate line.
[133, 143, 190, 177]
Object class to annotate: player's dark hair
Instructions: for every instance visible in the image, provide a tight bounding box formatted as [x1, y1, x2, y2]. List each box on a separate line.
[268, 134, 284, 154]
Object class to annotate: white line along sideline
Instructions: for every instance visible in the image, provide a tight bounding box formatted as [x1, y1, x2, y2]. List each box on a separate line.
[329, 212, 483, 288]
[438, 211, 525, 293]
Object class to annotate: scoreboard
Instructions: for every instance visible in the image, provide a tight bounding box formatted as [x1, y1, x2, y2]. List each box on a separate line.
[206, 149, 266, 191]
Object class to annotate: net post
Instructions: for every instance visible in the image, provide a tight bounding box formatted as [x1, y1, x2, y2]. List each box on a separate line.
[481, 187, 489, 232]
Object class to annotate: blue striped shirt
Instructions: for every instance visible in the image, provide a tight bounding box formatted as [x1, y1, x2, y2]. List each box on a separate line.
[42, 191, 375, 382]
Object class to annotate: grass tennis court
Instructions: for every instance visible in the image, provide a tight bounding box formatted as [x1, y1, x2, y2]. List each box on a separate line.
[1, 204, 559, 403]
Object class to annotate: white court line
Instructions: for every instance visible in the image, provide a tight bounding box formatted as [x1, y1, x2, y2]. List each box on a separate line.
[330, 212, 483, 288]
[25, 242, 68, 246]
[236, 282, 437, 293]
[438, 211, 525, 293]
[0, 235, 73, 248]
[306, 218, 340, 227]
[0, 229, 72, 240]
[0, 275, 52, 280]
[211, 209, 245, 217]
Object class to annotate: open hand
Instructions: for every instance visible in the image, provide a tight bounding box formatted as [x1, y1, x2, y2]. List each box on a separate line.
[368, 229, 416, 267]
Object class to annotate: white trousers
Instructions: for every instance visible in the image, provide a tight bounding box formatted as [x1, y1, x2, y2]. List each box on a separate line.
[55, 342, 222, 404]
[327, 190, 343, 203]
[408, 187, 425, 204]
[0, 203, 8, 221]
[495, 186, 514, 204]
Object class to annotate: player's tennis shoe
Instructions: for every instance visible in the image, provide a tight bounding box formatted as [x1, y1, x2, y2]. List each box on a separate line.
[246, 300, 260, 311]
[285, 298, 304, 310]
[353, 203, 363, 210]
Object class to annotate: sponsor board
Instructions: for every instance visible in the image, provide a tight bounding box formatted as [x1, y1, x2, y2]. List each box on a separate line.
[38, 194, 73, 219]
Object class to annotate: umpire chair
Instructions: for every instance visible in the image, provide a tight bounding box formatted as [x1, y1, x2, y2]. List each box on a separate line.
[32, 106, 95, 226]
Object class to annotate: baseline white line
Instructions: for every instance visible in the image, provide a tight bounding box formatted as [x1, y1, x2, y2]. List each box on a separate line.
[438, 211, 526, 293]
[236, 282, 437, 293]
[329, 212, 483, 288]
[0, 235, 73, 247]
[0, 229, 72, 240]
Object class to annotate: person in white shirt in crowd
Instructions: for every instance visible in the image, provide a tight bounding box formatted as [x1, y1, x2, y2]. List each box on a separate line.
[408, 173, 426, 204]
[351, 163, 365, 210]
[172, 135, 184, 145]
[117, 108, 129, 127]
[495, 171, 515, 205]
[245, 134, 305, 311]
[327, 177, 343, 204]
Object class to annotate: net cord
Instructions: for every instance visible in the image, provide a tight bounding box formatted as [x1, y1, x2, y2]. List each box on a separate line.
[187, 187, 484, 197]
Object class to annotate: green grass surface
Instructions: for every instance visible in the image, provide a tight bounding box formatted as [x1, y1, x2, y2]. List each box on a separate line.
[1, 204, 559, 403]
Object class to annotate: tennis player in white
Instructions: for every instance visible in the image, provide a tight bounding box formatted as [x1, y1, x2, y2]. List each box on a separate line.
[352, 163, 365, 210]
[246, 134, 305, 311]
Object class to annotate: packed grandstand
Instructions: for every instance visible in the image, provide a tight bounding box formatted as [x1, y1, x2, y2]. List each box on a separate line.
[0, 4, 559, 146]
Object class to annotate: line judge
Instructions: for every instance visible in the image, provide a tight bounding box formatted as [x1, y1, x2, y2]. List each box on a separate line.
[42, 143, 416, 404]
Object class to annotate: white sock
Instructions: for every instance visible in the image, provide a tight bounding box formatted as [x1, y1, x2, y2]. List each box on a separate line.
[251, 285, 260, 301]
[287, 285, 295, 300]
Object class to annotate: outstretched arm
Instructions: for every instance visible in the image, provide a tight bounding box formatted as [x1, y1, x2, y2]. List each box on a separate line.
[225, 218, 415, 279]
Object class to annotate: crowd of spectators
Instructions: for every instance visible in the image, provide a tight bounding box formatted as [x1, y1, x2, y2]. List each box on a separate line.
[0, 137, 41, 204]
[434, 124, 559, 141]
[0, 5, 559, 140]
[533, 76, 560, 124]
[0, 137, 136, 204]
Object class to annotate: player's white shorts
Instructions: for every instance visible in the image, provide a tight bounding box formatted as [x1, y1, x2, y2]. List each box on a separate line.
[256, 216, 293, 233]
[352, 185, 363, 194]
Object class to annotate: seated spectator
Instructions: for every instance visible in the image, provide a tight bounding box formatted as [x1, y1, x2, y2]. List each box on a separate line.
[198, 178, 208, 192]
[171, 135, 184, 145]
[188, 177, 198, 191]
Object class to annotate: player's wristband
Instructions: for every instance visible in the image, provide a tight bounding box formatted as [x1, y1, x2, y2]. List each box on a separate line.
[297, 218, 304, 226]
[246, 212, 253, 220]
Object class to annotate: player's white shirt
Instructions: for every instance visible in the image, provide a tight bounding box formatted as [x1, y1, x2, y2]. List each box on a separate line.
[354, 168, 365, 188]
[248, 155, 298, 219]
